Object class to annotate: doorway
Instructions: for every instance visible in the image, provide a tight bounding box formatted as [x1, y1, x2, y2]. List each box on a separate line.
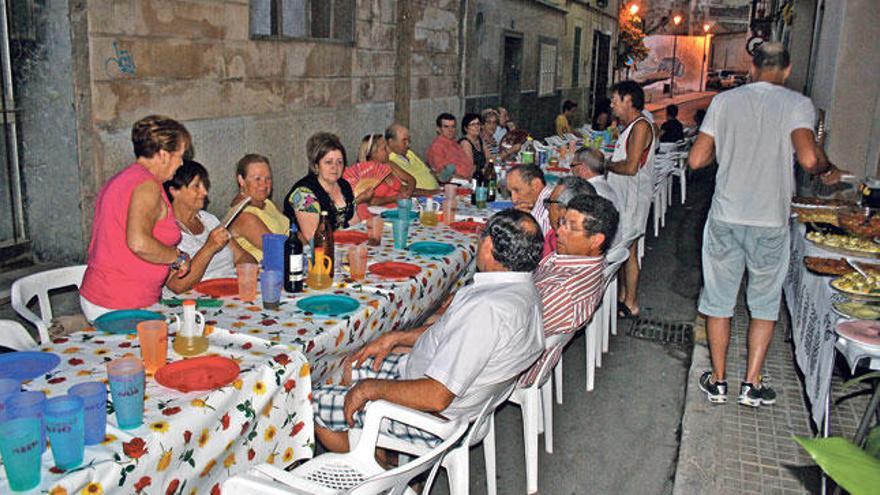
[589, 31, 611, 116]
[501, 34, 523, 120]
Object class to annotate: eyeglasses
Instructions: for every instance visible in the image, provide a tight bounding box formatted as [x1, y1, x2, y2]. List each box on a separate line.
[543, 198, 564, 207]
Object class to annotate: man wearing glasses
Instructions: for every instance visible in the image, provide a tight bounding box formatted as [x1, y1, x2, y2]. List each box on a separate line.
[540, 176, 596, 258]
[520, 194, 619, 388]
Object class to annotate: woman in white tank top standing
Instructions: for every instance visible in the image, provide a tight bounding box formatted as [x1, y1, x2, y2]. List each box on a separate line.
[606, 81, 656, 318]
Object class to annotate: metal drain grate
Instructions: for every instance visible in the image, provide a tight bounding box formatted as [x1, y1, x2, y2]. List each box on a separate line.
[628, 317, 694, 346]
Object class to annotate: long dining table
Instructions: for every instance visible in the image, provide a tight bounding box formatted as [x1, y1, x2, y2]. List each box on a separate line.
[0, 206, 485, 494]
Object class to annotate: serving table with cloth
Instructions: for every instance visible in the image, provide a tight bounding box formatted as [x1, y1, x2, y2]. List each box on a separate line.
[783, 221, 869, 427]
[0, 221, 477, 494]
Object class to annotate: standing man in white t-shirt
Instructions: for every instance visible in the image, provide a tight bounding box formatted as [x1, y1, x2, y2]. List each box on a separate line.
[688, 43, 843, 408]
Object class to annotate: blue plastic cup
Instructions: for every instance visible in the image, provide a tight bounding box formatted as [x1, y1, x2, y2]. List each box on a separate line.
[106, 357, 145, 430]
[475, 187, 488, 208]
[4, 390, 46, 451]
[45, 395, 85, 470]
[392, 218, 410, 249]
[0, 378, 20, 422]
[68, 381, 107, 445]
[0, 417, 42, 491]
[260, 269, 283, 309]
[397, 198, 413, 220]
[261, 233, 287, 273]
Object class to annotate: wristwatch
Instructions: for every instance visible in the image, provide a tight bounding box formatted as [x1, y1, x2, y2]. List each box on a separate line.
[170, 250, 190, 271]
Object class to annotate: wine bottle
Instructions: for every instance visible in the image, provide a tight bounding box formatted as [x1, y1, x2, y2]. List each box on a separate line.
[284, 223, 304, 293]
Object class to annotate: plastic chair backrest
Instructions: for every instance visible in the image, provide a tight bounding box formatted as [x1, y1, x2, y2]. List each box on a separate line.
[349, 400, 468, 495]
[10, 265, 86, 344]
[517, 333, 573, 390]
[0, 320, 38, 350]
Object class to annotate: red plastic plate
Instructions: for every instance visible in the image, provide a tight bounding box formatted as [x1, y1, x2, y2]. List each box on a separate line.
[456, 187, 472, 196]
[154, 356, 240, 392]
[334, 230, 369, 245]
[449, 220, 485, 234]
[194, 278, 239, 298]
[368, 262, 422, 280]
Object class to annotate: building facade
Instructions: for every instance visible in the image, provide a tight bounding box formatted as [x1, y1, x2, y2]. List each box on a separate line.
[8, 0, 463, 263]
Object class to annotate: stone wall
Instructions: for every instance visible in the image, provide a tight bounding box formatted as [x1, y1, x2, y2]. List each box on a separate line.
[25, 0, 463, 262]
[11, 0, 83, 263]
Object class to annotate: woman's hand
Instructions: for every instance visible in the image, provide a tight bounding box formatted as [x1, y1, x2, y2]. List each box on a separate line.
[205, 227, 231, 253]
[355, 185, 376, 205]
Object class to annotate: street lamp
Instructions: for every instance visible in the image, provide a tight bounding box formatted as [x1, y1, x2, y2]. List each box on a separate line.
[700, 23, 712, 91]
[670, 14, 682, 96]
[629, 4, 639, 16]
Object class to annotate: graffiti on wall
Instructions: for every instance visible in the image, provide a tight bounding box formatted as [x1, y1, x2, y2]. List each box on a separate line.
[105, 42, 136, 77]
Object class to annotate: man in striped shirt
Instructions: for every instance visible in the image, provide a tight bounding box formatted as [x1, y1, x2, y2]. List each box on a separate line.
[536, 194, 619, 335]
[520, 194, 619, 387]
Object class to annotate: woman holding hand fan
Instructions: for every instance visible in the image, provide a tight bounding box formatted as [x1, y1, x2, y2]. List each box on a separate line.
[344, 133, 416, 219]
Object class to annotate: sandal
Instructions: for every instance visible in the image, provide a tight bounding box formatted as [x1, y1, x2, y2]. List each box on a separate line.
[617, 302, 639, 319]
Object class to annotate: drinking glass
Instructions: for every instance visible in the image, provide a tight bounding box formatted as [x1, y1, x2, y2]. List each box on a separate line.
[348, 245, 368, 281]
[4, 391, 46, 451]
[475, 186, 488, 208]
[68, 381, 107, 445]
[367, 216, 384, 246]
[0, 417, 42, 491]
[237, 263, 259, 301]
[261, 233, 286, 273]
[392, 218, 410, 249]
[106, 357, 145, 430]
[136, 320, 168, 374]
[0, 378, 19, 422]
[396, 198, 413, 221]
[45, 395, 85, 470]
[260, 269, 283, 310]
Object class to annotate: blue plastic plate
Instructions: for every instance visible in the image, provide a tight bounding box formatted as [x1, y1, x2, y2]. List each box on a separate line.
[380, 210, 419, 222]
[94, 309, 166, 335]
[408, 241, 455, 257]
[489, 201, 514, 210]
[296, 295, 360, 316]
[0, 352, 60, 381]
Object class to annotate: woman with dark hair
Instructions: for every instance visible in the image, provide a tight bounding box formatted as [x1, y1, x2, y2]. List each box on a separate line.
[80, 115, 192, 321]
[459, 112, 489, 172]
[285, 132, 362, 242]
[163, 160, 255, 294]
[229, 153, 289, 262]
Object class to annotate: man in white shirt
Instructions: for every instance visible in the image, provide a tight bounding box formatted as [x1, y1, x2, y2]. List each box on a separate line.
[312, 209, 545, 451]
[689, 43, 844, 408]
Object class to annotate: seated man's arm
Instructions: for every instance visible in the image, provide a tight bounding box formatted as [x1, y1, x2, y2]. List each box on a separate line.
[344, 377, 454, 426]
[351, 326, 428, 370]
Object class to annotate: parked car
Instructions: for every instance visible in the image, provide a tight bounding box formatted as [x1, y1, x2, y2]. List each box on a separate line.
[706, 70, 748, 90]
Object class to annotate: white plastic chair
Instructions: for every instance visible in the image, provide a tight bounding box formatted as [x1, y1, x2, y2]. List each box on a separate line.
[361, 392, 504, 495]
[10, 265, 87, 344]
[222, 400, 467, 495]
[670, 153, 688, 205]
[508, 333, 568, 494]
[0, 320, 38, 350]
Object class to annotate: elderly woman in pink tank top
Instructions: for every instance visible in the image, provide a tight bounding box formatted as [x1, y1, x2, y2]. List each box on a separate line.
[80, 115, 196, 321]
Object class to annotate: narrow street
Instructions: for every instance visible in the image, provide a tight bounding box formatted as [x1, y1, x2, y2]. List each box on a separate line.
[429, 95, 716, 494]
